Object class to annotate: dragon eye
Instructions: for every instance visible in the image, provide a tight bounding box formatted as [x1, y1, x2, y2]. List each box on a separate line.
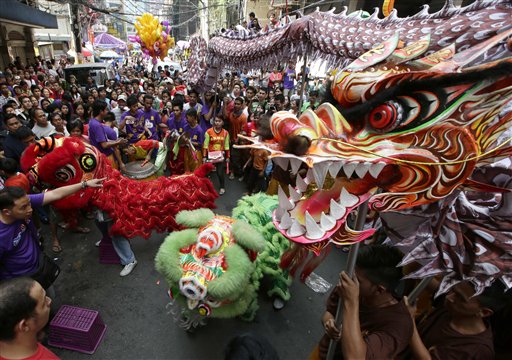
[55, 164, 76, 183]
[368, 101, 402, 131]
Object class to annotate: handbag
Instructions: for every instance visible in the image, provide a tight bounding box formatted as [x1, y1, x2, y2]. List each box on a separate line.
[30, 252, 61, 290]
[208, 150, 225, 163]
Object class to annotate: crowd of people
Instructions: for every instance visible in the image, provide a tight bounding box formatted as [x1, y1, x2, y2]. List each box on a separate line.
[0, 54, 510, 360]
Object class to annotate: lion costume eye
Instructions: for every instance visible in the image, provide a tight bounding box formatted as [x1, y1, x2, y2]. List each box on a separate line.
[55, 164, 76, 182]
[368, 100, 403, 132]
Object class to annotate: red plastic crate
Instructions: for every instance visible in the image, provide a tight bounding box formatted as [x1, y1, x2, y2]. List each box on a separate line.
[48, 305, 107, 354]
[98, 238, 120, 264]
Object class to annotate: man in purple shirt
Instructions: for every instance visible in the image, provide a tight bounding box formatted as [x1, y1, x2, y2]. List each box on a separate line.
[162, 99, 187, 135]
[0, 180, 104, 284]
[88, 100, 127, 172]
[283, 63, 296, 97]
[141, 94, 160, 140]
[119, 96, 147, 144]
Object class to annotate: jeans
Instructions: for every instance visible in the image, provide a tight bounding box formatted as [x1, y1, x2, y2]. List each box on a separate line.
[95, 218, 136, 265]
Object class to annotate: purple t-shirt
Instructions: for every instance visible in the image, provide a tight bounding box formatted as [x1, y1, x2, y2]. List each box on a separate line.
[0, 193, 44, 280]
[88, 118, 115, 156]
[121, 109, 145, 144]
[199, 104, 214, 130]
[283, 69, 296, 89]
[184, 124, 205, 147]
[167, 112, 187, 135]
[141, 108, 160, 140]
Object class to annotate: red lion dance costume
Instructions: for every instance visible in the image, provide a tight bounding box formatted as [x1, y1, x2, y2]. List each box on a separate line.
[20, 136, 218, 238]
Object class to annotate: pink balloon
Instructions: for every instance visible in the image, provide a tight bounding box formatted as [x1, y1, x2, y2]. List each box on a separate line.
[152, 58, 158, 64]
[162, 21, 169, 27]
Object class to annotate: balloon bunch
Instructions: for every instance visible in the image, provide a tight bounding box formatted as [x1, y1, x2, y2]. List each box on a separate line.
[129, 13, 175, 64]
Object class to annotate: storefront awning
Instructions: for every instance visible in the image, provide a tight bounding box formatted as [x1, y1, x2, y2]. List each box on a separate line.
[0, 0, 57, 28]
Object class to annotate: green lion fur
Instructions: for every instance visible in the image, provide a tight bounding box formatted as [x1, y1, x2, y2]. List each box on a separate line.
[155, 193, 293, 322]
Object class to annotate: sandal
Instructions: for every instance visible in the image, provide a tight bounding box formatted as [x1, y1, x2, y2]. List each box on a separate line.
[219, 188, 225, 195]
[52, 244, 63, 253]
[73, 226, 91, 234]
[58, 222, 69, 230]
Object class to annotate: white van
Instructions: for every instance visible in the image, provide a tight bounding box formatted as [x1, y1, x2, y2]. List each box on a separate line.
[63, 63, 116, 90]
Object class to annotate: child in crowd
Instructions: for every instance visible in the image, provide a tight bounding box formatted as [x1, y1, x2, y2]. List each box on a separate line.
[183, 108, 204, 172]
[203, 116, 230, 195]
[67, 119, 89, 143]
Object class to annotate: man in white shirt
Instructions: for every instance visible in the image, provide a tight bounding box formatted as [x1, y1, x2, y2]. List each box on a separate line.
[31, 109, 55, 138]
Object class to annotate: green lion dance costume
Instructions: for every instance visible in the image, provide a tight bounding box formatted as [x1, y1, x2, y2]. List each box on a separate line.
[155, 194, 292, 329]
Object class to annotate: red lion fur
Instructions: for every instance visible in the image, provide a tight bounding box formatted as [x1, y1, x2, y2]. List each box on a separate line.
[21, 137, 218, 239]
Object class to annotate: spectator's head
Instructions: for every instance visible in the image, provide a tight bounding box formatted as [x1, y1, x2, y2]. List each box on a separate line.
[0, 186, 32, 220]
[146, 83, 155, 96]
[171, 98, 184, 118]
[104, 111, 116, 125]
[92, 99, 108, 118]
[274, 94, 285, 111]
[32, 108, 47, 127]
[224, 333, 279, 360]
[49, 112, 64, 132]
[0, 157, 18, 177]
[40, 98, 51, 113]
[308, 90, 319, 104]
[4, 114, 21, 133]
[246, 86, 256, 99]
[249, 12, 255, 20]
[13, 126, 35, 146]
[0, 83, 10, 96]
[127, 95, 139, 112]
[188, 89, 199, 106]
[234, 97, 244, 112]
[31, 85, 41, 98]
[355, 244, 403, 300]
[67, 118, 84, 137]
[143, 94, 154, 111]
[213, 115, 224, 130]
[257, 88, 267, 102]
[19, 96, 32, 111]
[0, 278, 52, 342]
[46, 102, 61, 115]
[185, 108, 199, 127]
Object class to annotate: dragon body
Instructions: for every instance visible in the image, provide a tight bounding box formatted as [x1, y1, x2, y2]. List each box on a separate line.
[188, 0, 512, 90]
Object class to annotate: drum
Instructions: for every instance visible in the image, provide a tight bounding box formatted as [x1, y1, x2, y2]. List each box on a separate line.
[123, 160, 158, 181]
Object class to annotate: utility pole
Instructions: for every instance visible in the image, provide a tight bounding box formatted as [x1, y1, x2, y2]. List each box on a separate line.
[70, 2, 82, 61]
[199, 0, 209, 40]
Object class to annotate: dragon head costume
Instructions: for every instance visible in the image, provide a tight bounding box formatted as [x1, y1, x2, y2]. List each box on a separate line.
[20, 136, 218, 238]
[186, 1, 512, 295]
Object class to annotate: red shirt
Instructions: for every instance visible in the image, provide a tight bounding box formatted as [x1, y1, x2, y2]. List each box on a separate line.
[0, 343, 60, 360]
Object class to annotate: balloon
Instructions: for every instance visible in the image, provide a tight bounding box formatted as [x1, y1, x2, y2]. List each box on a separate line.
[135, 13, 175, 63]
[162, 21, 169, 27]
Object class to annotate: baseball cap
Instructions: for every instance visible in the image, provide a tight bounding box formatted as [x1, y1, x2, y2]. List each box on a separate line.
[118, 94, 127, 101]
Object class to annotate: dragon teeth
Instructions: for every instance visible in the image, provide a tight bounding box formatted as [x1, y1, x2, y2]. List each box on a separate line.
[340, 187, 359, 207]
[320, 212, 336, 231]
[369, 162, 386, 179]
[289, 158, 302, 175]
[313, 162, 330, 189]
[273, 157, 289, 171]
[306, 167, 316, 183]
[279, 211, 293, 230]
[288, 185, 302, 202]
[355, 162, 371, 178]
[278, 186, 294, 211]
[328, 161, 344, 178]
[296, 175, 308, 193]
[305, 211, 326, 239]
[287, 219, 306, 237]
[330, 198, 347, 220]
[274, 207, 284, 221]
[343, 162, 357, 178]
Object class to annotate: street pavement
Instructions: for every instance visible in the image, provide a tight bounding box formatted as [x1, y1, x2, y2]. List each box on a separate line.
[44, 175, 348, 360]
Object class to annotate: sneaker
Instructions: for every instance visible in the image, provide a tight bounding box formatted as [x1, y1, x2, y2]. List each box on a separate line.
[238, 176, 244, 182]
[95, 240, 102, 247]
[219, 188, 225, 195]
[120, 260, 137, 277]
[228, 173, 235, 180]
